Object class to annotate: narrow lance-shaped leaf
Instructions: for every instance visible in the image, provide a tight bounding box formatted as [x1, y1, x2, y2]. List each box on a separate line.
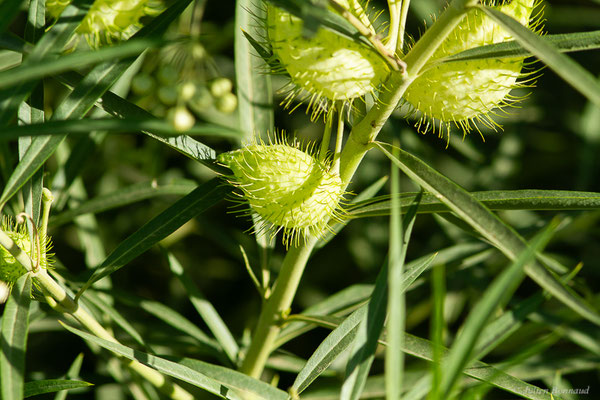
[341, 188, 420, 400]
[76, 178, 231, 299]
[0, 0, 194, 209]
[439, 219, 560, 397]
[293, 313, 561, 400]
[348, 189, 600, 218]
[168, 252, 240, 366]
[1, 274, 32, 400]
[376, 143, 600, 327]
[434, 30, 600, 64]
[50, 179, 197, 227]
[24, 380, 93, 398]
[291, 252, 436, 394]
[59, 323, 233, 399]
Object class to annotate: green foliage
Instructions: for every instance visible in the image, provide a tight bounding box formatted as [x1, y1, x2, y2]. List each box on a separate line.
[1, 0, 600, 399]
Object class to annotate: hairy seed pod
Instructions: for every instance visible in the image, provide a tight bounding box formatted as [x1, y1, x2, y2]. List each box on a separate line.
[404, 0, 542, 136]
[0, 220, 52, 287]
[218, 141, 345, 246]
[46, 0, 164, 47]
[267, 0, 389, 116]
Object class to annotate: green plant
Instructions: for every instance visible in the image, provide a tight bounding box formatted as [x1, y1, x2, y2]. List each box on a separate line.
[1, 0, 600, 399]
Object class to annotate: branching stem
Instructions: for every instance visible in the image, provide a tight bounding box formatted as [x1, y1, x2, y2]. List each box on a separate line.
[239, 0, 479, 380]
[328, 0, 406, 72]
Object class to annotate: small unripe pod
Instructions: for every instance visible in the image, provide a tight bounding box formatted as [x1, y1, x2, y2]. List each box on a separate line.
[0, 221, 52, 287]
[267, 1, 389, 108]
[46, 0, 164, 46]
[404, 0, 541, 135]
[218, 141, 345, 246]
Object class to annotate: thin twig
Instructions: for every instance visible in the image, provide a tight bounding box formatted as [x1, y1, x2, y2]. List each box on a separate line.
[327, 0, 407, 72]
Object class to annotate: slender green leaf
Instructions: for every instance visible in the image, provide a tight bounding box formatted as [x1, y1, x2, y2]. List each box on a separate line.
[293, 238, 434, 395]
[56, 71, 221, 170]
[0, 0, 91, 125]
[276, 284, 373, 348]
[0, 117, 241, 140]
[317, 176, 389, 248]
[1, 274, 32, 400]
[18, 100, 44, 226]
[175, 357, 289, 400]
[479, 5, 600, 108]
[385, 156, 414, 400]
[434, 30, 600, 65]
[83, 290, 148, 348]
[340, 260, 387, 400]
[50, 179, 197, 227]
[293, 308, 366, 394]
[59, 323, 237, 400]
[376, 144, 600, 326]
[24, 380, 92, 398]
[235, 0, 273, 140]
[294, 313, 561, 400]
[341, 191, 420, 400]
[77, 178, 230, 297]
[1, 0, 195, 209]
[0, 38, 164, 90]
[0, 134, 64, 208]
[54, 353, 86, 400]
[348, 189, 600, 218]
[109, 289, 223, 357]
[168, 252, 239, 365]
[439, 220, 560, 397]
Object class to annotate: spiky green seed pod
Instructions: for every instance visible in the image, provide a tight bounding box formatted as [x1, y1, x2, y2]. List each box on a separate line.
[218, 141, 345, 246]
[46, 0, 164, 47]
[404, 0, 542, 136]
[267, 0, 389, 116]
[0, 221, 51, 287]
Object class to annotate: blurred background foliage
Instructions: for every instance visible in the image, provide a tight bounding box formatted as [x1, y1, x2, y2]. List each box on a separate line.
[1, 0, 600, 398]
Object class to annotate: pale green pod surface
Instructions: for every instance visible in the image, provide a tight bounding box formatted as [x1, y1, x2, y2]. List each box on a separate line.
[0, 230, 31, 286]
[46, 0, 164, 46]
[267, 1, 389, 104]
[218, 143, 344, 245]
[404, 0, 540, 134]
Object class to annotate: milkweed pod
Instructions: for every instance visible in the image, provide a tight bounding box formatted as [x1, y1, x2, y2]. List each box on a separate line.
[217, 140, 345, 246]
[404, 0, 542, 137]
[46, 0, 165, 47]
[0, 219, 52, 287]
[266, 0, 389, 117]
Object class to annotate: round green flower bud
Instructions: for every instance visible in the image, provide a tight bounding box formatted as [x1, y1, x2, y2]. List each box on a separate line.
[267, 1, 389, 113]
[210, 78, 233, 98]
[168, 106, 195, 132]
[404, 0, 541, 136]
[217, 141, 345, 246]
[215, 93, 238, 114]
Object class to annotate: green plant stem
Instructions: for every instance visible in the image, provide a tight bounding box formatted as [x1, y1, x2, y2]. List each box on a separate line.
[397, 0, 411, 53]
[238, 0, 478, 380]
[0, 230, 194, 398]
[387, 0, 402, 52]
[339, 0, 478, 185]
[239, 236, 316, 378]
[33, 269, 195, 400]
